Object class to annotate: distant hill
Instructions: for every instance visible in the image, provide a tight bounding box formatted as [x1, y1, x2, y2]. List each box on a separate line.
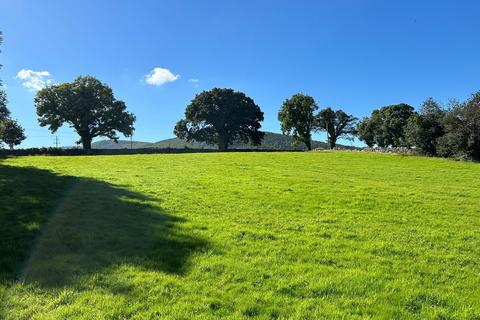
[92, 132, 350, 150]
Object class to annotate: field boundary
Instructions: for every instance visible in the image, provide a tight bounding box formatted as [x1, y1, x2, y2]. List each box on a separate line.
[0, 147, 306, 157]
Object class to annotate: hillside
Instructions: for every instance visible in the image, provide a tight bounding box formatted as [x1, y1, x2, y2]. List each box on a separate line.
[92, 132, 338, 150]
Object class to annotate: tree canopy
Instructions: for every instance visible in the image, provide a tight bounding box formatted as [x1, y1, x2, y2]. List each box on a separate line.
[1, 118, 26, 150]
[357, 103, 415, 148]
[278, 94, 318, 150]
[356, 117, 376, 147]
[315, 107, 356, 149]
[405, 98, 445, 156]
[437, 92, 480, 159]
[174, 88, 264, 151]
[35, 76, 136, 150]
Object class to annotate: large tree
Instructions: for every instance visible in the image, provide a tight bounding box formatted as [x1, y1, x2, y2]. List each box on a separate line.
[35, 76, 135, 150]
[278, 94, 318, 150]
[174, 88, 264, 151]
[405, 98, 445, 156]
[315, 107, 356, 149]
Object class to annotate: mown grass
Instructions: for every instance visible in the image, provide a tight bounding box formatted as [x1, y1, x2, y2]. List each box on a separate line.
[1, 151, 479, 319]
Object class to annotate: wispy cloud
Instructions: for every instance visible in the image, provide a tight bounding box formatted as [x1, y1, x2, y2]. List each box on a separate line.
[145, 67, 180, 86]
[15, 69, 53, 91]
[188, 78, 200, 87]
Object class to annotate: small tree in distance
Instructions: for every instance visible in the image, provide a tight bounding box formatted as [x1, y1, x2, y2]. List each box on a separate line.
[35, 76, 136, 150]
[278, 94, 318, 150]
[315, 107, 356, 149]
[174, 88, 264, 151]
[1, 118, 25, 149]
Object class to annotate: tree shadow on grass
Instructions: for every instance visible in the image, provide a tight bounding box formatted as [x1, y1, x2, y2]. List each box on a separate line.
[0, 163, 208, 288]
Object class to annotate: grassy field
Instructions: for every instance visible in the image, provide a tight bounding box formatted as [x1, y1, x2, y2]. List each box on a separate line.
[1, 152, 479, 319]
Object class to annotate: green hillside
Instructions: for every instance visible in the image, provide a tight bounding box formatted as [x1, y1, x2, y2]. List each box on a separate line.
[1, 152, 479, 319]
[91, 132, 339, 150]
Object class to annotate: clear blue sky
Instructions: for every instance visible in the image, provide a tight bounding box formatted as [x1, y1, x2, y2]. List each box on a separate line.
[1, 0, 480, 148]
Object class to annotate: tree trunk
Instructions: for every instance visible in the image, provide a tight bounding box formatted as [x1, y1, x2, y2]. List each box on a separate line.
[304, 138, 312, 151]
[81, 135, 92, 150]
[329, 138, 336, 149]
[218, 138, 228, 151]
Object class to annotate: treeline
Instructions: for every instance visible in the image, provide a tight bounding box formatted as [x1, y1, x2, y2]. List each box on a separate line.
[11, 72, 480, 161]
[2, 30, 480, 160]
[32, 77, 480, 161]
[357, 94, 480, 160]
[0, 147, 299, 157]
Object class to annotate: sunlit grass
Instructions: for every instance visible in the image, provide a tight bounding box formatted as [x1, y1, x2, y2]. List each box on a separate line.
[1, 151, 480, 319]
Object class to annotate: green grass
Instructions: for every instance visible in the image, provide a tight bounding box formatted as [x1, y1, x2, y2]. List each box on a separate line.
[1, 151, 479, 319]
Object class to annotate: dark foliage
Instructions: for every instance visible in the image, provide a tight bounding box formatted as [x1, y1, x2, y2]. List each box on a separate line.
[1, 118, 26, 150]
[278, 94, 318, 150]
[0, 32, 8, 122]
[357, 103, 415, 148]
[0, 90, 9, 122]
[405, 98, 445, 156]
[356, 117, 376, 147]
[174, 88, 264, 151]
[0, 31, 26, 149]
[437, 92, 480, 160]
[35, 76, 136, 150]
[315, 107, 357, 149]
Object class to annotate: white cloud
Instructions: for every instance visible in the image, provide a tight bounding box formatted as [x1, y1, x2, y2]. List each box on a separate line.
[144, 67, 180, 86]
[188, 78, 200, 87]
[15, 69, 53, 91]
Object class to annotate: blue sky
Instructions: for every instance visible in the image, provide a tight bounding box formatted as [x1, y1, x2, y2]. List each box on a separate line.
[1, 0, 480, 148]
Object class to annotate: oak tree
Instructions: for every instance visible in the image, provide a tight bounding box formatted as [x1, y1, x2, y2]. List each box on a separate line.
[35, 76, 135, 150]
[174, 88, 264, 151]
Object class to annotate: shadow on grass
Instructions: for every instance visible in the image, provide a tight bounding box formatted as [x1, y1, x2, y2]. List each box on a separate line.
[0, 163, 207, 288]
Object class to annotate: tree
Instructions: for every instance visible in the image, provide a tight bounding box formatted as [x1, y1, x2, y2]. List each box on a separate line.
[314, 107, 356, 149]
[0, 75, 9, 142]
[35, 76, 136, 150]
[377, 104, 415, 147]
[356, 117, 376, 147]
[278, 94, 318, 150]
[405, 98, 445, 156]
[1, 118, 25, 149]
[0, 31, 25, 149]
[0, 91, 9, 121]
[357, 104, 415, 148]
[437, 92, 480, 160]
[0, 32, 10, 124]
[174, 88, 264, 151]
